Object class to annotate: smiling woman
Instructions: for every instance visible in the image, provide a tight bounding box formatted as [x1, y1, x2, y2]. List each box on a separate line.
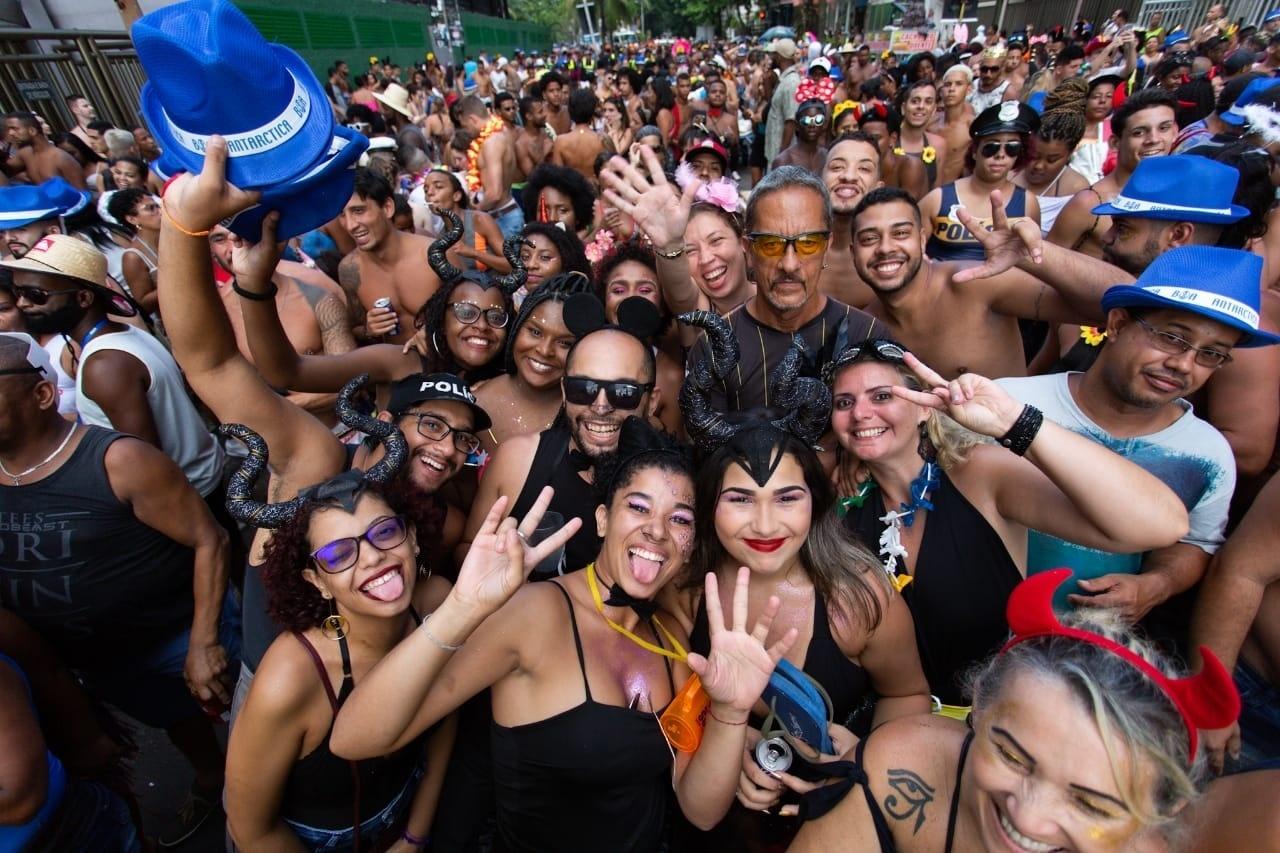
[330, 417, 802, 850]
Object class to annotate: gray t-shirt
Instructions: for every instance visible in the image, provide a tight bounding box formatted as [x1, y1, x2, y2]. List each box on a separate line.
[765, 65, 802, 164]
[997, 373, 1234, 601]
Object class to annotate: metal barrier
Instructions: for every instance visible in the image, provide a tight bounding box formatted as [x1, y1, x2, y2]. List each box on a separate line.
[0, 29, 144, 134]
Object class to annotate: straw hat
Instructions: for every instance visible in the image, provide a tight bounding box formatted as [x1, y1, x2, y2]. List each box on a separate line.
[373, 83, 413, 118]
[0, 233, 137, 317]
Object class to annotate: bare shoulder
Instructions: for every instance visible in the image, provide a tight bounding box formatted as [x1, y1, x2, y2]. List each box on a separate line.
[249, 633, 328, 717]
[861, 713, 966, 780]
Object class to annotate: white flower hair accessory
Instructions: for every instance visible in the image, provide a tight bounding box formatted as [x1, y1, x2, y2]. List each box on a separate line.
[1242, 102, 1280, 147]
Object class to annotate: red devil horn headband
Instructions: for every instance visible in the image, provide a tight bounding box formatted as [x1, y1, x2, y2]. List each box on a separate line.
[1002, 569, 1240, 759]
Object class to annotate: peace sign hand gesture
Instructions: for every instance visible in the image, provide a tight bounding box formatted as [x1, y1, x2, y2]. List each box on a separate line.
[688, 567, 799, 720]
[451, 489, 582, 620]
[891, 352, 1026, 440]
[600, 148, 700, 253]
[952, 190, 1044, 284]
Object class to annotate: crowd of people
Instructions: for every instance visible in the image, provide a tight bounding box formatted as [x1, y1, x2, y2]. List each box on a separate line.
[3, 0, 1280, 849]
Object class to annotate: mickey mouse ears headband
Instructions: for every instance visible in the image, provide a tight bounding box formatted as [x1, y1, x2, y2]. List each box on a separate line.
[1002, 570, 1240, 759]
[678, 310, 832, 455]
[426, 207, 528, 296]
[562, 291, 664, 341]
[218, 374, 407, 528]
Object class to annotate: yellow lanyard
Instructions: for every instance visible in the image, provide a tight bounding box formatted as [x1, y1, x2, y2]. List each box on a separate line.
[585, 563, 687, 662]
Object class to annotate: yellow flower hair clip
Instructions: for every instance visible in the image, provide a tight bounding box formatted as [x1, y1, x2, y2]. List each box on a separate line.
[832, 100, 859, 123]
[922, 146, 937, 164]
[1080, 326, 1107, 346]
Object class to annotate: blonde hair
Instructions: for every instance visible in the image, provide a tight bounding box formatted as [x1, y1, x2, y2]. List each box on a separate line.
[968, 608, 1206, 833]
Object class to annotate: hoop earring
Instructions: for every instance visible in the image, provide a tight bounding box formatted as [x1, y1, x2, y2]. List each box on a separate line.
[431, 330, 444, 356]
[321, 600, 349, 641]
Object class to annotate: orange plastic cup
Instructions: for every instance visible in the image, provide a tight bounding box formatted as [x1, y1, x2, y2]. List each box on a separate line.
[661, 673, 710, 752]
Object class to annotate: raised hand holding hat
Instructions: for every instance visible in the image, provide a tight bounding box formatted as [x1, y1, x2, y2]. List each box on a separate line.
[133, 0, 336, 188]
[161, 136, 262, 236]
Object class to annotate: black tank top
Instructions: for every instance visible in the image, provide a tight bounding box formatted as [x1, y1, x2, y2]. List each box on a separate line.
[689, 584, 873, 732]
[280, 626, 427, 832]
[490, 582, 674, 852]
[511, 425, 602, 574]
[843, 472, 1022, 705]
[0, 427, 194, 670]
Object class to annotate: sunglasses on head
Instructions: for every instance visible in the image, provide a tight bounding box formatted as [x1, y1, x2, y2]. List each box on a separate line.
[825, 338, 908, 381]
[310, 515, 409, 574]
[450, 301, 509, 328]
[12, 284, 76, 306]
[746, 231, 831, 258]
[563, 375, 653, 410]
[980, 140, 1022, 158]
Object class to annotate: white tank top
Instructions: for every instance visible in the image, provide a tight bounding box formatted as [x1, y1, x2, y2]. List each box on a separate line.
[76, 325, 224, 497]
[1037, 193, 1072, 235]
[39, 334, 77, 418]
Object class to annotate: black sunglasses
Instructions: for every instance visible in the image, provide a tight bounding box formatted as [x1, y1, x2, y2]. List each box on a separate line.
[980, 141, 1023, 158]
[563, 375, 653, 410]
[979, 65, 1002, 73]
[12, 284, 76, 306]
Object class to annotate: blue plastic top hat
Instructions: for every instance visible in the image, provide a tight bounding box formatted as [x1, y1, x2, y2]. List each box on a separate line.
[0, 184, 58, 228]
[1102, 246, 1280, 347]
[1266, 9, 1280, 23]
[1221, 77, 1280, 126]
[38, 177, 92, 218]
[1091, 156, 1248, 224]
[222, 126, 369, 243]
[133, 0, 335, 189]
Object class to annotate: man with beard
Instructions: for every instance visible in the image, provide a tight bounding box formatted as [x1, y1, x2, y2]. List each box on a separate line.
[856, 104, 929, 202]
[0, 332, 236, 845]
[999, 246, 1279, 652]
[1065, 154, 1280, 479]
[4, 234, 226, 499]
[336, 169, 441, 345]
[849, 185, 1122, 378]
[458, 94, 525, 239]
[207, 224, 356, 424]
[771, 99, 829, 174]
[967, 47, 1018, 113]
[820, 132, 881, 308]
[495, 91, 519, 129]
[685, 165, 881, 411]
[462, 325, 657, 574]
[515, 94, 553, 184]
[157, 146, 485, 725]
[2, 112, 85, 189]
[689, 75, 739, 149]
[65, 93, 97, 150]
[1048, 89, 1178, 258]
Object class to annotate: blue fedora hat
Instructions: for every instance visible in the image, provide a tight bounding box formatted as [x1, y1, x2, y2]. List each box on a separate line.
[1091, 156, 1248, 224]
[1266, 9, 1280, 23]
[222, 126, 369, 243]
[38, 177, 92, 218]
[0, 184, 59, 229]
[133, 0, 335, 189]
[1164, 28, 1191, 51]
[1221, 77, 1280, 126]
[1102, 246, 1280, 347]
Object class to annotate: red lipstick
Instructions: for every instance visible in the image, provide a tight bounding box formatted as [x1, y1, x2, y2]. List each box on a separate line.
[745, 538, 787, 553]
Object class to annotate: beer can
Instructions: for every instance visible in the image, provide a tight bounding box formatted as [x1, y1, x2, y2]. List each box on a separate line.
[373, 296, 400, 336]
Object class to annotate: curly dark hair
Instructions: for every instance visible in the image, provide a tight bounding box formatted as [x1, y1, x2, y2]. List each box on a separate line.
[592, 238, 672, 334]
[521, 221, 592, 279]
[257, 476, 444, 633]
[413, 275, 514, 381]
[522, 164, 597, 231]
[592, 416, 694, 507]
[105, 187, 150, 233]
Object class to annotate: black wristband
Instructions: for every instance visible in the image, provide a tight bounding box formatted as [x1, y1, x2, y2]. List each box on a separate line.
[997, 404, 1044, 457]
[231, 279, 278, 301]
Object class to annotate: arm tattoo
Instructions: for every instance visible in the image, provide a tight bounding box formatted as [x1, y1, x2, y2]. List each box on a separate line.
[293, 276, 330, 310]
[315, 293, 358, 355]
[883, 768, 936, 834]
[336, 254, 366, 330]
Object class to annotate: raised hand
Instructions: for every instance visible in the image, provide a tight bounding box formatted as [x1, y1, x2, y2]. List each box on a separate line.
[161, 135, 262, 234]
[599, 148, 699, 253]
[229, 211, 284, 289]
[450, 490, 582, 619]
[952, 190, 1044, 283]
[891, 351, 1026, 439]
[688, 567, 799, 719]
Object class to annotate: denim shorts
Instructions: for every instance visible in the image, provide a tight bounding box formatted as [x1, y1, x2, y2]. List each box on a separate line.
[1228, 659, 1280, 774]
[283, 764, 424, 852]
[82, 590, 242, 729]
[492, 203, 526, 241]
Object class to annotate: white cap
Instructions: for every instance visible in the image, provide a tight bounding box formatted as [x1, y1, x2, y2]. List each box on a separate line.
[0, 332, 55, 381]
[809, 56, 832, 72]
